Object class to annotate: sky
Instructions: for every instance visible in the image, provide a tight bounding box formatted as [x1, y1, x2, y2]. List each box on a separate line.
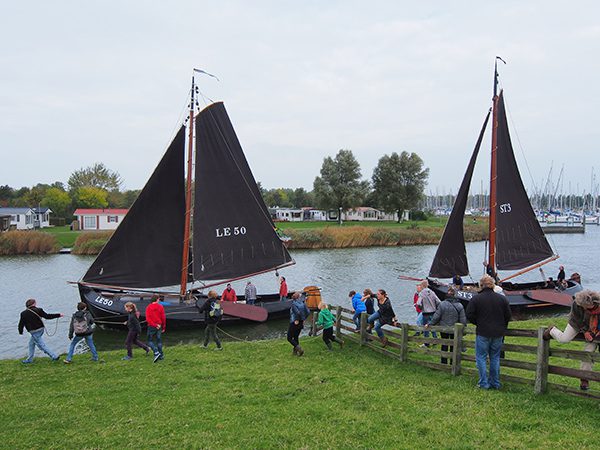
[1, 1, 599, 197]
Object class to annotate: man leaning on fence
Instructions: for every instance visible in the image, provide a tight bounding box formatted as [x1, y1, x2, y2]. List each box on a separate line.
[466, 275, 512, 390]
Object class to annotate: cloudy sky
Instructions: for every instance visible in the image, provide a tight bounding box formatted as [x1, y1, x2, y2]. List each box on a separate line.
[1, 1, 599, 197]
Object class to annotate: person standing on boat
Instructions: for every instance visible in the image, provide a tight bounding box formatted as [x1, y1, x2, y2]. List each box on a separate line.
[425, 287, 466, 365]
[277, 272, 288, 302]
[543, 290, 600, 391]
[221, 284, 237, 302]
[288, 291, 310, 356]
[466, 275, 512, 390]
[350, 290, 366, 331]
[557, 266, 566, 284]
[122, 302, 150, 360]
[64, 302, 98, 364]
[416, 280, 441, 346]
[18, 298, 63, 364]
[198, 290, 223, 351]
[146, 295, 166, 363]
[366, 289, 397, 347]
[245, 281, 257, 305]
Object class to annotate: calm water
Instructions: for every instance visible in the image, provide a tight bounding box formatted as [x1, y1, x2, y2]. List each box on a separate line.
[1, 226, 598, 359]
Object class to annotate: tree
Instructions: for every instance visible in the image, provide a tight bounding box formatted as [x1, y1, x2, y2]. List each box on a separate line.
[42, 187, 71, 219]
[68, 163, 123, 192]
[23, 183, 51, 206]
[264, 188, 291, 208]
[74, 186, 109, 209]
[291, 188, 314, 208]
[0, 185, 13, 206]
[313, 149, 370, 223]
[371, 151, 429, 222]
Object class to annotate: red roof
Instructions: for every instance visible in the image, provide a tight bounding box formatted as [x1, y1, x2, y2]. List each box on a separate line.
[73, 209, 129, 215]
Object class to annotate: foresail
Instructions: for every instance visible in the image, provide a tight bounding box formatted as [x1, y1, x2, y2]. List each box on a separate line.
[495, 92, 554, 270]
[429, 111, 490, 278]
[193, 102, 294, 281]
[82, 127, 186, 288]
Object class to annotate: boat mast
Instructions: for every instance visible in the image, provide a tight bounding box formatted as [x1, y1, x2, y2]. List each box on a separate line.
[488, 57, 503, 273]
[180, 74, 196, 298]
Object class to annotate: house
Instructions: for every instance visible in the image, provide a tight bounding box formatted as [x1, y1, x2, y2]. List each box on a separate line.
[32, 207, 52, 228]
[0, 214, 11, 232]
[343, 207, 401, 222]
[302, 207, 327, 221]
[0, 207, 35, 230]
[270, 207, 304, 222]
[73, 208, 128, 231]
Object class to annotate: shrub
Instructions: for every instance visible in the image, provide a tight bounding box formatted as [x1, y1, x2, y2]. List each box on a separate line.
[72, 231, 112, 255]
[409, 210, 429, 221]
[0, 231, 59, 255]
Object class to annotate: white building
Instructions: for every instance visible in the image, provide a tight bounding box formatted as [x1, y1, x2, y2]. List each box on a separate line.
[73, 208, 128, 230]
[32, 207, 52, 228]
[343, 207, 400, 221]
[0, 207, 35, 230]
[271, 207, 304, 222]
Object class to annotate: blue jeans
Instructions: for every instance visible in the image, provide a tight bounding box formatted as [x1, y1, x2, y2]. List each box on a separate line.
[66, 335, 98, 361]
[147, 327, 163, 356]
[475, 335, 503, 389]
[25, 329, 58, 361]
[421, 313, 438, 339]
[367, 311, 384, 338]
[352, 311, 364, 330]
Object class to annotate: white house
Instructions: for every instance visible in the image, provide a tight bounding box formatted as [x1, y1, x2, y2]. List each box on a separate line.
[32, 207, 52, 228]
[343, 207, 400, 221]
[0, 207, 35, 230]
[302, 207, 327, 221]
[73, 208, 128, 231]
[271, 207, 304, 222]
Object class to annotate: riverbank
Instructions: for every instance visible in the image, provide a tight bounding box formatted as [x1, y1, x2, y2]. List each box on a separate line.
[2, 323, 594, 448]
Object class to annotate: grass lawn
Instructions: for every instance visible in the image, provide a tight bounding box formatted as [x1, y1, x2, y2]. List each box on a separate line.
[43, 225, 80, 248]
[278, 217, 449, 231]
[1, 318, 596, 449]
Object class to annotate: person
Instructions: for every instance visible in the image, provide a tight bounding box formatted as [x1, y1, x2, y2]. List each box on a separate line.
[426, 287, 466, 364]
[198, 290, 223, 350]
[416, 280, 441, 345]
[146, 295, 166, 362]
[316, 302, 344, 350]
[245, 280, 257, 305]
[482, 260, 498, 281]
[350, 290, 366, 331]
[366, 289, 397, 347]
[413, 290, 423, 336]
[221, 283, 237, 302]
[288, 292, 310, 356]
[543, 290, 600, 391]
[362, 289, 376, 317]
[545, 277, 556, 289]
[122, 302, 150, 360]
[452, 274, 464, 290]
[466, 275, 512, 389]
[278, 273, 289, 302]
[557, 265, 566, 284]
[64, 302, 98, 364]
[18, 298, 63, 363]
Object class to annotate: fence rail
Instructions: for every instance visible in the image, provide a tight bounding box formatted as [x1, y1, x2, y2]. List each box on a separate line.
[315, 306, 599, 400]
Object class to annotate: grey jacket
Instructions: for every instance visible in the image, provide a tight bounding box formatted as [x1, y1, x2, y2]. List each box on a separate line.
[429, 298, 467, 328]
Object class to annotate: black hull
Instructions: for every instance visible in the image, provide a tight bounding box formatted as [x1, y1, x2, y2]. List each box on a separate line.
[78, 284, 293, 329]
[428, 279, 582, 311]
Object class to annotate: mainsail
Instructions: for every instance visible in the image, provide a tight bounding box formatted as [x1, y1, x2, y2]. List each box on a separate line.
[494, 92, 554, 269]
[429, 111, 490, 278]
[192, 102, 294, 281]
[82, 127, 186, 288]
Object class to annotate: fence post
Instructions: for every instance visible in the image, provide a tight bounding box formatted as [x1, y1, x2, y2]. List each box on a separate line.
[400, 323, 409, 362]
[452, 323, 464, 376]
[310, 311, 318, 336]
[534, 326, 550, 394]
[360, 312, 367, 346]
[335, 306, 342, 338]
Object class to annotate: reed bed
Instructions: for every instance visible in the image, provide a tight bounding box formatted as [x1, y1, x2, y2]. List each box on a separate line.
[0, 231, 59, 255]
[71, 231, 112, 255]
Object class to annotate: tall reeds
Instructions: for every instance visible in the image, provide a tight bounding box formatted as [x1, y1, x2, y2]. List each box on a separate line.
[72, 231, 112, 255]
[0, 231, 59, 255]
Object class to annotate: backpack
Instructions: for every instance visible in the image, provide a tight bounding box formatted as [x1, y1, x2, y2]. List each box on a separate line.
[73, 314, 90, 335]
[209, 300, 223, 319]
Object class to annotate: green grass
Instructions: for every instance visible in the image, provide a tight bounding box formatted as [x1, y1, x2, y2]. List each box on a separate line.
[43, 225, 80, 248]
[1, 319, 596, 449]
[278, 217, 449, 230]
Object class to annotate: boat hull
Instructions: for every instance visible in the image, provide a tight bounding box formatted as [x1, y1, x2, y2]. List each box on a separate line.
[78, 284, 295, 329]
[428, 279, 582, 311]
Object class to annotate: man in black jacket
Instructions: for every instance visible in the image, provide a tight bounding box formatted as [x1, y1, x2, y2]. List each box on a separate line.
[18, 298, 63, 363]
[466, 276, 512, 389]
[198, 291, 223, 350]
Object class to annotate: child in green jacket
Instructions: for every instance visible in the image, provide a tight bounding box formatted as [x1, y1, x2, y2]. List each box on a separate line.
[316, 302, 344, 350]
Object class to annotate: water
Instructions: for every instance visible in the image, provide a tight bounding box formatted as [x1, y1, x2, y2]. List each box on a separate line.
[1, 226, 598, 359]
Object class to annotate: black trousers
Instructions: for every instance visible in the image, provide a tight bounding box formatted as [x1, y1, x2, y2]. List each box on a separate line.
[322, 327, 337, 346]
[204, 323, 221, 348]
[287, 321, 303, 347]
[440, 331, 454, 365]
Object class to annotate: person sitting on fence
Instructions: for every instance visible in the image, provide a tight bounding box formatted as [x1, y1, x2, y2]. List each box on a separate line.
[425, 287, 466, 365]
[316, 302, 344, 351]
[416, 280, 441, 347]
[466, 275, 512, 390]
[413, 289, 423, 337]
[543, 289, 600, 391]
[362, 289, 376, 315]
[366, 289, 397, 347]
[350, 290, 366, 332]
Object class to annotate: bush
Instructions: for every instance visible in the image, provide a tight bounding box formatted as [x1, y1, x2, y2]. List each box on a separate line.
[0, 231, 59, 255]
[72, 231, 112, 255]
[409, 210, 429, 221]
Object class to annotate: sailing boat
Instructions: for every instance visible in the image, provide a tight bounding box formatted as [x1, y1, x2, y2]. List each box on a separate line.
[77, 71, 300, 327]
[427, 59, 582, 310]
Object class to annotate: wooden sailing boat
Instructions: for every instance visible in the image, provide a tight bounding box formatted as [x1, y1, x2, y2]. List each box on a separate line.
[427, 58, 582, 310]
[77, 71, 298, 327]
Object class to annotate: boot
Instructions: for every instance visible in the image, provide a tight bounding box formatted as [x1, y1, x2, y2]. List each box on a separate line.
[542, 325, 555, 341]
[381, 337, 388, 347]
[326, 342, 333, 351]
[295, 345, 304, 356]
[580, 379, 590, 391]
[292, 346, 298, 356]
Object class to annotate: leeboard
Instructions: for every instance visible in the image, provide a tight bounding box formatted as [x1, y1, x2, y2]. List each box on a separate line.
[221, 302, 268, 322]
[525, 290, 573, 307]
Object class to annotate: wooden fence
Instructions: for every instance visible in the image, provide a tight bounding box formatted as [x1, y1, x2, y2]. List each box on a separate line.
[308, 306, 600, 400]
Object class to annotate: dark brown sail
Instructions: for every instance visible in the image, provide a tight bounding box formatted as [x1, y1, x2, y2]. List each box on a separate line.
[192, 102, 293, 281]
[429, 111, 490, 278]
[82, 127, 186, 287]
[495, 92, 553, 269]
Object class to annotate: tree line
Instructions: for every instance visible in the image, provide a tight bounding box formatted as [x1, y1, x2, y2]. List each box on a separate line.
[1, 150, 429, 223]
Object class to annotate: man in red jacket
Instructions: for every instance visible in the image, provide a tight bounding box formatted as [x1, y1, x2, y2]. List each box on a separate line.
[221, 284, 237, 302]
[146, 295, 166, 362]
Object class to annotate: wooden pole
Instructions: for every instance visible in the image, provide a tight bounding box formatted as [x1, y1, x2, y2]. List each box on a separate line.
[310, 311, 318, 336]
[498, 255, 559, 283]
[400, 323, 409, 362]
[452, 323, 464, 376]
[360, 312, 367, 346]
[534, 326, 550, 394]
[335, 306, 342, 339]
